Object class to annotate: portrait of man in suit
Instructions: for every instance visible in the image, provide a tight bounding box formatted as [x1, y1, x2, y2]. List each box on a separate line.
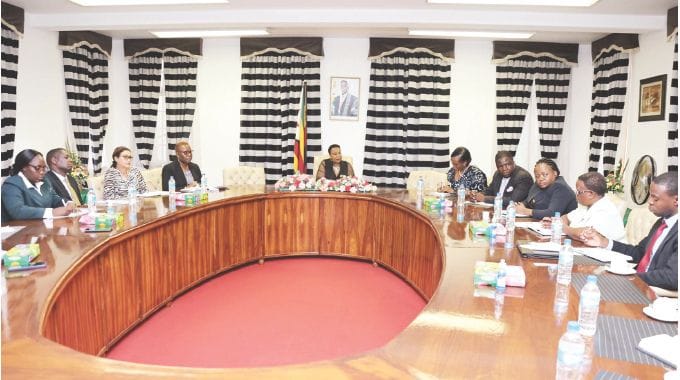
[330, 77, 359, 119]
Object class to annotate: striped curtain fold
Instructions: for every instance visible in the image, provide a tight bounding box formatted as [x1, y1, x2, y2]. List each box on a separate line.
[669, 37, 678, 172]
[163, 51, 197, 162]
[495, 57, 571, 158]
[363, 52, 451, 188]
[128, 52, 162, 168]
[62, 45, 110, 174]
[239, 53, 321, 184]
[588, 50, 630, 174]
[1, 24, 19, 177]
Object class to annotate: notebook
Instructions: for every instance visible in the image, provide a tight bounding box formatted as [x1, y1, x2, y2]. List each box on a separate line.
[515, 222, 566, 236]
[517, 241, 562, 259]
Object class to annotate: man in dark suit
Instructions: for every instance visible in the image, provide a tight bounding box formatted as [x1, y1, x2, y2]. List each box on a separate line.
[473, 151, 533, 207]
[162, 141, 202, 191]
[44, 148, 85, 205]
[583, 172, 678, 290]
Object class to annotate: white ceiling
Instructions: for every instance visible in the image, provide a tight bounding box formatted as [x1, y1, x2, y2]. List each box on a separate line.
[4, 0, 678, 42]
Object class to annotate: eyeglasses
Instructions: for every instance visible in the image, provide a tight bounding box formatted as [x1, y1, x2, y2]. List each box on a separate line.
[576, 189, 593, 195]
[120, 155, 133, 159]
[178, 150, 193, 155]
[28, 164, 47, 172]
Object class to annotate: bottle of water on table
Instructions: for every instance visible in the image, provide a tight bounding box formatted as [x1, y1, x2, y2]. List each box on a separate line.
[416, 176, 424, 199]
[127, 184, 137, 205]
[578, 275, 600, 337]
[551, 212, 562, 244]
[557, 239, 574, 285]
[493, 192, 503, 224]
[457, 185, 466, 207]
[87, 188, 97, 215]
[496, 259, 507, 289]
[168, 176, 176, 211]
[505, 201, 516, 249]
[556, 321, 585, 380]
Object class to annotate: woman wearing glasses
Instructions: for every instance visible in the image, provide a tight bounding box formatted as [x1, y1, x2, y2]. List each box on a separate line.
[1, 149, 76, 222]
[516, 158, 577, 219]
[103, 146, 148, 200]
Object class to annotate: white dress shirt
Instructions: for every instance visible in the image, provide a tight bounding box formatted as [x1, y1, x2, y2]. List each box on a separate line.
[568, 196, 625, 242]
[19, 172, 53, 219]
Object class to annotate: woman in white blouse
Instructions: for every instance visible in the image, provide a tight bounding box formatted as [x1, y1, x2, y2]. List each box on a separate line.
[103, 146, 147, 200]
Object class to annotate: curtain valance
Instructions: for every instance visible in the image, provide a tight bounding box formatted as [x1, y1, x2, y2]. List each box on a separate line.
[59, 31, 112, 57]
[668, 6, 678, 39]
[124, 38, 202, 59]
[368, 38, 454, 61]
[1, 2, 23, 36]
[240, 37, 323, 59]
[591, 33, 639, 62]
[492, 41, 578, 65]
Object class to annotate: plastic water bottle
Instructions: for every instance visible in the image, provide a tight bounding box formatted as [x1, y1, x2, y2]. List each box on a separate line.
[416, 176, 424, 199]
[106, 200, 115, 216]
[457, 185, 466, 207]
[496, 259, 507, 289]
[168, 176, 176, 211]
[493, 192, 503, 224]
[551, 212, 563, 244]
[201, 173, 208, 192]
[557, 239, 574, 285]
[554, 283, 570, 325]
[456, 204, 464, 222]
[578, 275, 601, 337]
[127, 184, 137, 205]
[556, 321, 585, 380]
[87, 188, 97, 215]
[505, 201, 516, 249]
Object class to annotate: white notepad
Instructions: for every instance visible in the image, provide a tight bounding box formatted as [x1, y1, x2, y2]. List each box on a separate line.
[637, 334, 679, 368]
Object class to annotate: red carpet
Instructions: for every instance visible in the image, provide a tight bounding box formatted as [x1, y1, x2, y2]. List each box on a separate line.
[106, 257, 426, 368]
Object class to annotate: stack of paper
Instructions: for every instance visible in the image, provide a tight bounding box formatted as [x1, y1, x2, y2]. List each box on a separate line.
[637, 334, 679, 368]
[572, 247, 633, 263]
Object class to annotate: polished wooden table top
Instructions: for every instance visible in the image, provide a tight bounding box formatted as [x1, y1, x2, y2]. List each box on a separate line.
[1, 188, 665, 379]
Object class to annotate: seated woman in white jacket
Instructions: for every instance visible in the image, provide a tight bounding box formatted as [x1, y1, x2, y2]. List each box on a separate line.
[543, 172, 626, 242]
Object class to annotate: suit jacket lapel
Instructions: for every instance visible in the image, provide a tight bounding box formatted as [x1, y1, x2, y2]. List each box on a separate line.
[49, 172, 70, 200]
[654, 220, 678, 258]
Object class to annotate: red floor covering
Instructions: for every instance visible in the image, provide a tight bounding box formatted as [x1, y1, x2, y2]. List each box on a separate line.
[106, 257, 426, 368]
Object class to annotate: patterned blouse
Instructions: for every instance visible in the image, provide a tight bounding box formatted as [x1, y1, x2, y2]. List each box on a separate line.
[447, 165, 488, 192]
[103, 166, 148, 200]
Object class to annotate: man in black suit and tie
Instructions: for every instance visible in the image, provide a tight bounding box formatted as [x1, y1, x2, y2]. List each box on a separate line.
[473, 151, 533, 207]
[583, 172, 678, 290]
[44, 148, 85, 205]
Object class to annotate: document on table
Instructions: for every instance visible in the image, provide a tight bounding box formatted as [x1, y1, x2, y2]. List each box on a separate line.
[515, 222, 565, 236]
[572, 247, 633, 263]
[139, 191, 169, 197]
[1, 226, 24, 239]
[637, 334, 679, 368]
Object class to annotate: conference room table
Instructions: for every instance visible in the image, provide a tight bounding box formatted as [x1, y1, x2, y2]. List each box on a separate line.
[1, 187, 670, 379]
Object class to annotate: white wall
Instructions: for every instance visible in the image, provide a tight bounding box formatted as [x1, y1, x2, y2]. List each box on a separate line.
[12, 24, 673, 191]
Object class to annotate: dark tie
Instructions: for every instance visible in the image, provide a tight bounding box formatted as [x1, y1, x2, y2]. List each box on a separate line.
[637, 221, 667, 273]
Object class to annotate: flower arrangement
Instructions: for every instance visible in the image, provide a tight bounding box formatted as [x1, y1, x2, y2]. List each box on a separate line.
[606, 159, 628, 193]
[274, 173, 317, 191]
[316, 176, 377, 193]
[65, 146, 89, 188]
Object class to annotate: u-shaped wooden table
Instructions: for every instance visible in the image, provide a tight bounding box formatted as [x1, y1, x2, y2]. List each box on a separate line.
[1, 189, 663, 379]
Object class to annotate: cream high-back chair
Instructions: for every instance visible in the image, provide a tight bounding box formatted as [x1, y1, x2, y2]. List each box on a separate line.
[312, 155, 354, 179]
[90, 175, 104, 200]
[141, 167, 163, 191]
[222, 166, 266, 187]
[406, 170, 448, 192]
[625, 207, 658, 245]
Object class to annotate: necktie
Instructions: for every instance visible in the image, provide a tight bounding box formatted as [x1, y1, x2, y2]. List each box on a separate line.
[637, 221, 667, 273]
[66, 179, 81, 206]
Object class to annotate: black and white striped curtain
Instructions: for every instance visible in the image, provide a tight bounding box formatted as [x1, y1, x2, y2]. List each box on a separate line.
[60, 31, 111, 174]
[163, 51, 197, 162]
[1, 2, 23, 178]
[125, 39, 201, 168]
[239, 38, 322, 184]
[128, 52, 162, 168]
[588, 34, 638, 174]
[364, 38, 453, 188]
[494, 42, 576, 159]
[668, 8, 678, 172]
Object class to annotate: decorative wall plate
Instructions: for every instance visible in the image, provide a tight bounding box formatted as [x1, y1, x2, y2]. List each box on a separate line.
[630, 155, 656, 205]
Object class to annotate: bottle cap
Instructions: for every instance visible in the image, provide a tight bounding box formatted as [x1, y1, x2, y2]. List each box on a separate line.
[586, 275, 598, 283]
[563, 239, 572, 246]
[567, 321, 580, 332]
[554, 212, 560, 217]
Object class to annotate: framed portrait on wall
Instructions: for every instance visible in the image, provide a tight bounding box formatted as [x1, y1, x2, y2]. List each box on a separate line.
[638, 74, 667, 122]
[330, 77, 360, 121]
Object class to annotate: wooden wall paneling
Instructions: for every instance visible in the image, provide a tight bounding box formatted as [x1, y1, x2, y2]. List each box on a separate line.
[42, 258, 109, 355]
[139, 226, 176, 317]
[214, 200, 265, 269]
[264, 196, 320, 256]
[402, 221, 443, 298]
[318, 197, 375, 258]
[169, 213, 215, 292]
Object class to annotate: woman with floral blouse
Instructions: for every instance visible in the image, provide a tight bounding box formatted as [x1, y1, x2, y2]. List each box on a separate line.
[442, 146, 488, 194]
[103, 146, 148, 200]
